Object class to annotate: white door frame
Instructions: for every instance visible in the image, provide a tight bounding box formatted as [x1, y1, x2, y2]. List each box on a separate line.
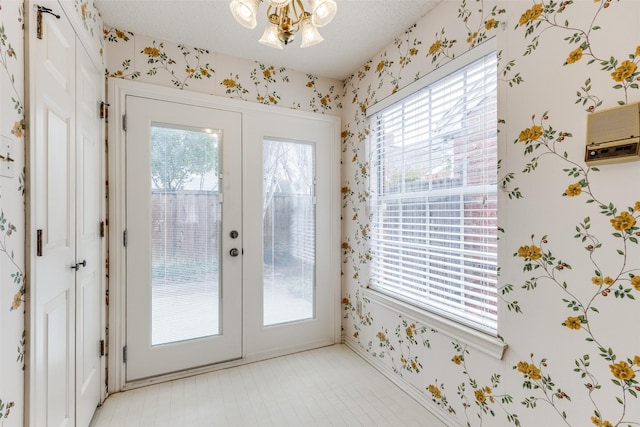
[107, 78, 341, 392]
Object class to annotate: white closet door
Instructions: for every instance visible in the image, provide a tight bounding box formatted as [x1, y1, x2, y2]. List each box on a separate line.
[29, 2, 104, 426]
[75, 36, 104, 427]
[30, 2, 77, 426]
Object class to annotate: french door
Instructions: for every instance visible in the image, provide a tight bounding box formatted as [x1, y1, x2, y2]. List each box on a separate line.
[125, 96, 242, 381]
[116, 82, 340, 385]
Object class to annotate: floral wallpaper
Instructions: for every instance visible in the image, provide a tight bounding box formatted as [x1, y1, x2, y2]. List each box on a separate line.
[0, 1, 103, 425]
[341, 1, 640, 426]
[5, 0, 639, 425]
[0, 1, 25, 424]
[104, 28, 342, 116]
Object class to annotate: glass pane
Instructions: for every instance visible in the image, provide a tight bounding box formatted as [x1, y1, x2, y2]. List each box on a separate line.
[263, 139, 315, 326]
[150, 124, 221, 345]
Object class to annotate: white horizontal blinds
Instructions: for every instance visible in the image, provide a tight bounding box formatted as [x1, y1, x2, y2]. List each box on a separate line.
[370, 50, 498, 333]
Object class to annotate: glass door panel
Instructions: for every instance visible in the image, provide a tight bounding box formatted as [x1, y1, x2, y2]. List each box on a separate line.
[125, 95, 242, 382]
[263, 140, 315, 326]
[150, 124, 221, 345]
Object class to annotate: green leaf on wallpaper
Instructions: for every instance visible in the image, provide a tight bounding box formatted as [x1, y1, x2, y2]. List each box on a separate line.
[590, 307, 599, 313]
[616, 395, 623, 403]
[600, 347, 616, 362]
[629, 389, 638, 398]
[617, 249, 624, 255]
[630, 237, 638, 244]
[613, 233, 622, 238]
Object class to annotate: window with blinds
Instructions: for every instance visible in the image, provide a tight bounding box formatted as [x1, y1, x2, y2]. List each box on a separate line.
[369, 49, 498, 334]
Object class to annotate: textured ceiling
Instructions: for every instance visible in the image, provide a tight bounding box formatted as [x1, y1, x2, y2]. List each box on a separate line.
[96, 0, 441, 81]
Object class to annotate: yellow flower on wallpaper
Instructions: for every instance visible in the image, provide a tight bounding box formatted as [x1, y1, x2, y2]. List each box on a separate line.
[116, 30, 126, 39]
[565, 183, 582, 197]
[517, 245, 542, 260]
[376, 60, 385, 73]
[517, 361, 542, 380]
[12, 292, 22, 310]
[200, 68, 209, 77]
[603, 276, 614, 286]
[634, 355, 640, 366]
[518, 125, 543, 142]
[474, 389, 486, 403]
[452, 355, 462, 365]
[466, 32, 478, 44]
[485, 18, 496, 30]
[409, 47, 418, 56]
[631, 276, 640, 291]
[634, 201, 640, 211]
[222, 78, 237, 88]
[564, 316, 581, 330]
[12, 121, 23, 138]
[342, 297, 349, 305]
[635, 46, 640, 57]
[376, 331, 386, 342]
[428, 40, 442, 55]
[427, 384, 442, 399]
[610, 211, 636, 231]
[609, 360, 636, 381]
[566, 48, 583, 64]
[611, 60, 638, 82]
[591, 417, 614, 427]
[592, 276, 603, 285]
[143, 47, 161, 57]
[519, 3, 544, 26]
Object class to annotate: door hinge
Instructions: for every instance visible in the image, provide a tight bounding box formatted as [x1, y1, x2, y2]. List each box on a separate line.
[100, 221, 105, 238]
[122, 114, 127, 131]
[36, 5, 61, 40]
[123, 229, 128, 247]
[123, 345, 128, 363]
[36, 229, 43, 256]
[100, 101, 109, 119]
[100, 340, 105, 357]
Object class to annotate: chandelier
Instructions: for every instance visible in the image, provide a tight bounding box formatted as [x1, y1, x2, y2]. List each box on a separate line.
[230, 0, 337, 49]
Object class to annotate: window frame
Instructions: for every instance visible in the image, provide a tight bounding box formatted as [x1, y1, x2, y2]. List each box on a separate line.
[366, 39, 499, 336]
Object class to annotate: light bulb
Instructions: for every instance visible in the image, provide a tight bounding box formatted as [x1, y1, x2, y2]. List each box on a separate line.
[308, 0, 336, 28]
[259, 22, 284, 49]
[300, 16, 323, 48]
[230, 0, 260, 29]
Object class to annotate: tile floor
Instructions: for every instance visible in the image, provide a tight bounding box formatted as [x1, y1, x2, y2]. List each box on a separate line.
[90, 344, 446, 427]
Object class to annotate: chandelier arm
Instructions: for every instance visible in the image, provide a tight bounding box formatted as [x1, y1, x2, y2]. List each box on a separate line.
[290, 0, 308, 27]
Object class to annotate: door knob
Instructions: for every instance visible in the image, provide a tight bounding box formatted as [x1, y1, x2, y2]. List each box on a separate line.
[229, 248, 239, 257]
[70, 260, 87, 271]
[230, 230, 239, 239]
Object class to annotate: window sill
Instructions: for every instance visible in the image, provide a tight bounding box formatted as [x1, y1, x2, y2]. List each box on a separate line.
[362, 287, 507, 360]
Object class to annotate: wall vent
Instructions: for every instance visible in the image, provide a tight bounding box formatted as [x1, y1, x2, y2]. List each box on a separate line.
[585, 102, 640, 165]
